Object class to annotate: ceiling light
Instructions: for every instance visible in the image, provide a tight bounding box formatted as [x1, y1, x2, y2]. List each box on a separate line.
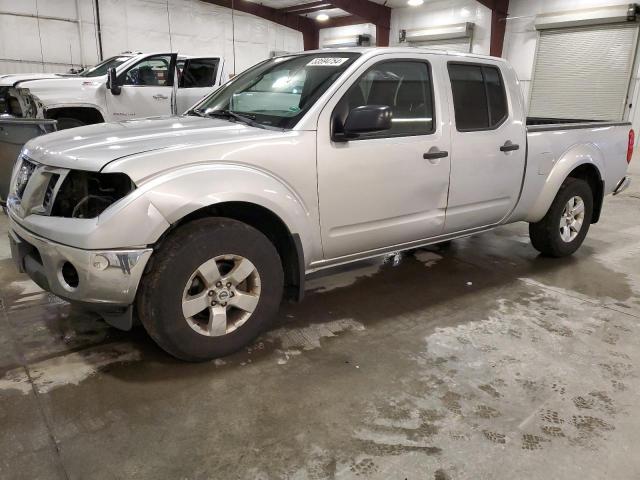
[408, 0, 424, 6]
[316, 13, 329, 21]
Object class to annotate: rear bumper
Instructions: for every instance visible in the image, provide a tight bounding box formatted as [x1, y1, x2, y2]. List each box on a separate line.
[613, 176, 631, 196]
[9, 217, 152, 307]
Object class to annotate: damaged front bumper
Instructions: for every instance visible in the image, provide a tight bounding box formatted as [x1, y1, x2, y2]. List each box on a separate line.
[8, 217, 152, 330]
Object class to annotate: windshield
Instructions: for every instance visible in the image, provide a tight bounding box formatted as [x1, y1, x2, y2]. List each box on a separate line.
[191, 53, 360, 129]
[79, 56, 132, 77]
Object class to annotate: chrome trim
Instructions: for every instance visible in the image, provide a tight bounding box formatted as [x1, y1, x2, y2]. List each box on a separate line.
[527, 121, 632, 133]
[613, 175, 631, 196]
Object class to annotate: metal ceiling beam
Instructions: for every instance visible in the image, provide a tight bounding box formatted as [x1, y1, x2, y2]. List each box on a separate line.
[279, 1, 332, 13]
[322, 15, 368, 29]
[287, 5, 334, 15]
[200, 0, 320, 50]
[321, 0, 391, 46]
[327, 0, 390, 27]
[476, 0, 510, 57]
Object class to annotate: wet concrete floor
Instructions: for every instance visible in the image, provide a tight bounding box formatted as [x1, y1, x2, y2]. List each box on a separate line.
[1, 163, 639, 479]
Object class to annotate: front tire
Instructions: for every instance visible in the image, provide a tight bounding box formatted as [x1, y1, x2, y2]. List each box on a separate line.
[138, 217, 284, 361]
[529, 177, 593, 257]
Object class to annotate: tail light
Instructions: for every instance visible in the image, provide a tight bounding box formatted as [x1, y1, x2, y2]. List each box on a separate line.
[627, 129, 634, 164]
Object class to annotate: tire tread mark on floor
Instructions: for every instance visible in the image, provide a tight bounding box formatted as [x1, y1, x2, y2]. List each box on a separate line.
[518, 278, 640, 320]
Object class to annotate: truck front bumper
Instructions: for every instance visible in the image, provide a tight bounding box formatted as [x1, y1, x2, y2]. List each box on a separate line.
[8, 217, 152, 309]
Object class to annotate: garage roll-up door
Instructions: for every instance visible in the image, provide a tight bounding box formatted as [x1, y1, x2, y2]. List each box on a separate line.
[529, 22, 639, 121]
[409, 38, 471, 53]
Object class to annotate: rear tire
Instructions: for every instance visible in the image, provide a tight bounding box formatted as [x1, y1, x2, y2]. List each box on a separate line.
[529, 177, 593, 257]
[137, 217, 284, 361]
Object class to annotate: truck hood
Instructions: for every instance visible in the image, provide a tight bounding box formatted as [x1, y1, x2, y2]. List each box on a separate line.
[24, 115, 288, 171]
[0, 73, 72, 87]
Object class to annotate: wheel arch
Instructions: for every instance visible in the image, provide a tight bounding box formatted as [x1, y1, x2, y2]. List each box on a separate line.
[526, 144, 605, 223]
[154, 201, 305, 302]
[565, 163, 604, 223]
[45, 105, 105, 125]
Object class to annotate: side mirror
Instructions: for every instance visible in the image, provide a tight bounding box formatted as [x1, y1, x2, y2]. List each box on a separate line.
[342, 105, 392, 139]
[106, 67, 121, 95]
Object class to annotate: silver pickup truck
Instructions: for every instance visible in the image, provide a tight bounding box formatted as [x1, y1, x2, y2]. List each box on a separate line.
[5, 48, 633, 361]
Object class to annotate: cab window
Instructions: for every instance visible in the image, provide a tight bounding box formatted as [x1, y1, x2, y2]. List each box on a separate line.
[448, 63, 508, 131]
[180, 59, 220, 88]
[123, 55, 173, 87]
[333, 60, 435, 139]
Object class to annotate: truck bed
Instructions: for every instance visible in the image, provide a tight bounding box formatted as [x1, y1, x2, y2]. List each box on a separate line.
[506, 117, 633, 224]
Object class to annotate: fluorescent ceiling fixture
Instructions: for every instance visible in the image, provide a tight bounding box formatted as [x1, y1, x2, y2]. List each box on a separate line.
[408, 0, 424, 6]
[316, 13, 329, 21]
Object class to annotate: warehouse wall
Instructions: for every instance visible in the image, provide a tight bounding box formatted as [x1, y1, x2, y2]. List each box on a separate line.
[389, 0, 492, 53]
[0, 0, 86, 73]
[504, 0, 640, 139]
[317, 0, 490, 52]
[0, 0, 303, 75]
[503, 0, 640, 107]
[318, 23, 377, 48]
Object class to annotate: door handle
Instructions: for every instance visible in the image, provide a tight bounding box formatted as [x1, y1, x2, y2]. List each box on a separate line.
[153, 94, 169, 100]
[500, 141, 520, 152]
[423, 150, 449, 160]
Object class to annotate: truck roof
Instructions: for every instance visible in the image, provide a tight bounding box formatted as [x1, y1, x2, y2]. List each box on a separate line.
[134, 52, 223, 60]
[293, 47, 508, 63]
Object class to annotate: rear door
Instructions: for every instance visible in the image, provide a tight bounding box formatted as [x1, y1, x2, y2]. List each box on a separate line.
[106, 53, 177, 120]
[317, 53, 451, 259]
[176, 57, 221, 114]
[443, 61, 526, 233]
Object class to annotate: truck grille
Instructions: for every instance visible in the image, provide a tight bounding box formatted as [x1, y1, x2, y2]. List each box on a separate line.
[15, 157, 36, 199]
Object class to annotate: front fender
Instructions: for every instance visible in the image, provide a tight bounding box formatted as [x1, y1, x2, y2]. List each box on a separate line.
[526, 143, 604, 222]
[20, 163, 314, 258]
[127, 163, 317, 263]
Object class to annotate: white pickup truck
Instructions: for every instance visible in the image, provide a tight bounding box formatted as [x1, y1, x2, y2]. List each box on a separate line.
[0, 53, 143, 119]
[6, 48, 633, 361]
[2, 52, 228, 129]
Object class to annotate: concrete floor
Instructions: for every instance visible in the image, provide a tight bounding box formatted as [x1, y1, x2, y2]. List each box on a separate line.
[1, 163, 639, 480]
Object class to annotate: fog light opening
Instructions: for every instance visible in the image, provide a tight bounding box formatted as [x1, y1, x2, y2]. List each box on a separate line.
[61, 262, 79, 289]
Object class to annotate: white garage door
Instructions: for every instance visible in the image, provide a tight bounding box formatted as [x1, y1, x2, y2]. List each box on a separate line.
[529, 22, 639, 121]
[409, 38, 471, 53]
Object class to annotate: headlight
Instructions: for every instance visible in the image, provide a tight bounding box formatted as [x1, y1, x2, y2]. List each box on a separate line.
[51, 171, 135, 218]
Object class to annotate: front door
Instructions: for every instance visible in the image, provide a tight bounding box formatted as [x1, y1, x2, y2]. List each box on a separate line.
[317, 55, 451, 260]
[106, 53, 177, 121]
[444, 61, 526, 233]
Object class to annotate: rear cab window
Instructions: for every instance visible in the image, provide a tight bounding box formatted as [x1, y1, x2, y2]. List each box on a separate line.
[180, 58, 220, 88]
[448, 62, 508, 131]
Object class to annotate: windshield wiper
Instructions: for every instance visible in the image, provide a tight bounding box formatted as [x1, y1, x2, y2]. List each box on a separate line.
[203, 109, 265, 129]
